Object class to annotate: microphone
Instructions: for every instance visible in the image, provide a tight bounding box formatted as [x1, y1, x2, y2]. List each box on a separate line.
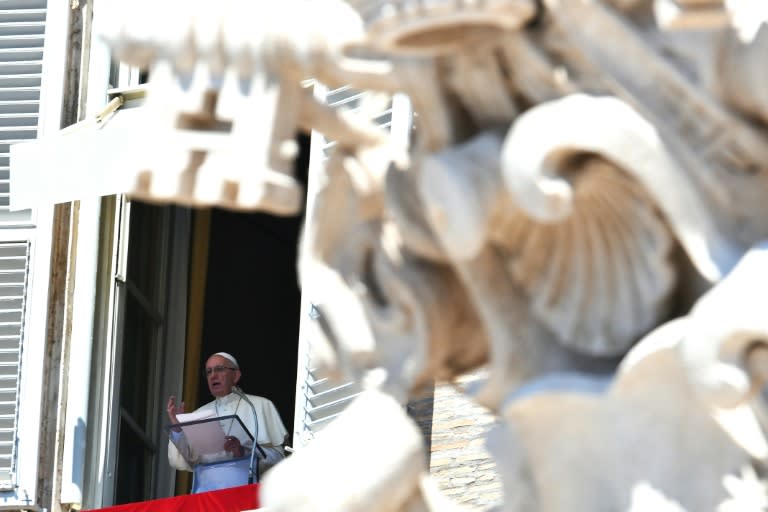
[232, 385, 266, 483]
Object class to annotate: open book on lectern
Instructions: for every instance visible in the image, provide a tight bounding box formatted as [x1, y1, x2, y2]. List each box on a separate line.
[164, 411, 254, 465]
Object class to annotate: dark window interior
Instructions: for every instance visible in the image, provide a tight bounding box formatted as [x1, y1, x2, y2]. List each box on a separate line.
[197, 208, 302, 441]
[196, 132, 310, 445]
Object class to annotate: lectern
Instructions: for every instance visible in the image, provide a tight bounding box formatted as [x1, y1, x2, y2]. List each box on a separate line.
[165, 414, 260, 493]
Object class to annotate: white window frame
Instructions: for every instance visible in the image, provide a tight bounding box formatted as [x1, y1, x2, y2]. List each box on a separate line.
[4, 208, 54, 507]
[1, 0, 70, 505]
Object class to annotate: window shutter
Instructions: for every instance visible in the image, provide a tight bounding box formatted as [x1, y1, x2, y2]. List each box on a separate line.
[294, 84, 410, 447]
[295, 302, 363, 443]
[0, 1, 45, 225]
[0, 241, 28, 489]
[0, 0, 54, 496]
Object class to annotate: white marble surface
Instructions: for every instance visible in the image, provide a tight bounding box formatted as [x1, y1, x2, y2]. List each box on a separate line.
[91, 1, 768, 509]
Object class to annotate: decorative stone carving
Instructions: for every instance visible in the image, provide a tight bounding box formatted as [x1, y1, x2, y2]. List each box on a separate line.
[654, 0, 729, 29]
[260, 388, 469, 511]
[490, 242, 768, 511]
[348, 0, 537, 55]
[96, 0, 768, 509]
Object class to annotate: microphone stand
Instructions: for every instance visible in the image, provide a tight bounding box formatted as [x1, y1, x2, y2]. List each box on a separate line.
[232, 386, 266, 484]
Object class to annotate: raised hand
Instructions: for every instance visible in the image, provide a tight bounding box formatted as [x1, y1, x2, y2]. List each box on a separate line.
[167, 395, 185, 431]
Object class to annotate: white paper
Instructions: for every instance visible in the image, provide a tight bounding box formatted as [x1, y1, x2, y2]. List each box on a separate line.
[176, 408, 216, 423]
[176, 409, 228, 456]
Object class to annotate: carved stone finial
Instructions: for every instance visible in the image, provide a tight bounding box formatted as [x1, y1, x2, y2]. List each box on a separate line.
[347, 0, 537, 55]
[654, 0, 729, 29]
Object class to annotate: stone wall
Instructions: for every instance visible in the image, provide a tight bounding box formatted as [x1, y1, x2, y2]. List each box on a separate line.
[408, 370, 502, 510]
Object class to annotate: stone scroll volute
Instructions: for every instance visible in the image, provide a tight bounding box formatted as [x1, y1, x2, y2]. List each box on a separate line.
[94, 0, 768, 510]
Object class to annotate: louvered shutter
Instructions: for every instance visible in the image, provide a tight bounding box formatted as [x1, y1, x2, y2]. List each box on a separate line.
[294, 84, 411, 447]
[0, 241, 27, 488]
[0, 0, 52, 493]
[295, 301, 363, 442]
[0, 1, 44, 224]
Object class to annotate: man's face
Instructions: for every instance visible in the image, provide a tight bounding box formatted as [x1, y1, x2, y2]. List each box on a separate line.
[205, 355, 241, 397]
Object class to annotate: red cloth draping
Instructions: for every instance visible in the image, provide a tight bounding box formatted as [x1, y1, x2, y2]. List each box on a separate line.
[83, 483, 259, 512]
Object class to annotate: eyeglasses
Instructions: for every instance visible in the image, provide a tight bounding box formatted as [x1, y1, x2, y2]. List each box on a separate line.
[204, 365, 237, 377]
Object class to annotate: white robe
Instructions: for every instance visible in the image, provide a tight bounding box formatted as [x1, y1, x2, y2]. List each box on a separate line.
[168, 392, 288, 476]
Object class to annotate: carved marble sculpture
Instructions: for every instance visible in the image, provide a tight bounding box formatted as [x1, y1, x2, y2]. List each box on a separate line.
[97, 0, 768, 510]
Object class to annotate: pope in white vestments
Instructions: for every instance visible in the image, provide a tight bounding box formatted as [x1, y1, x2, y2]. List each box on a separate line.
[166, 352, 288, 491]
